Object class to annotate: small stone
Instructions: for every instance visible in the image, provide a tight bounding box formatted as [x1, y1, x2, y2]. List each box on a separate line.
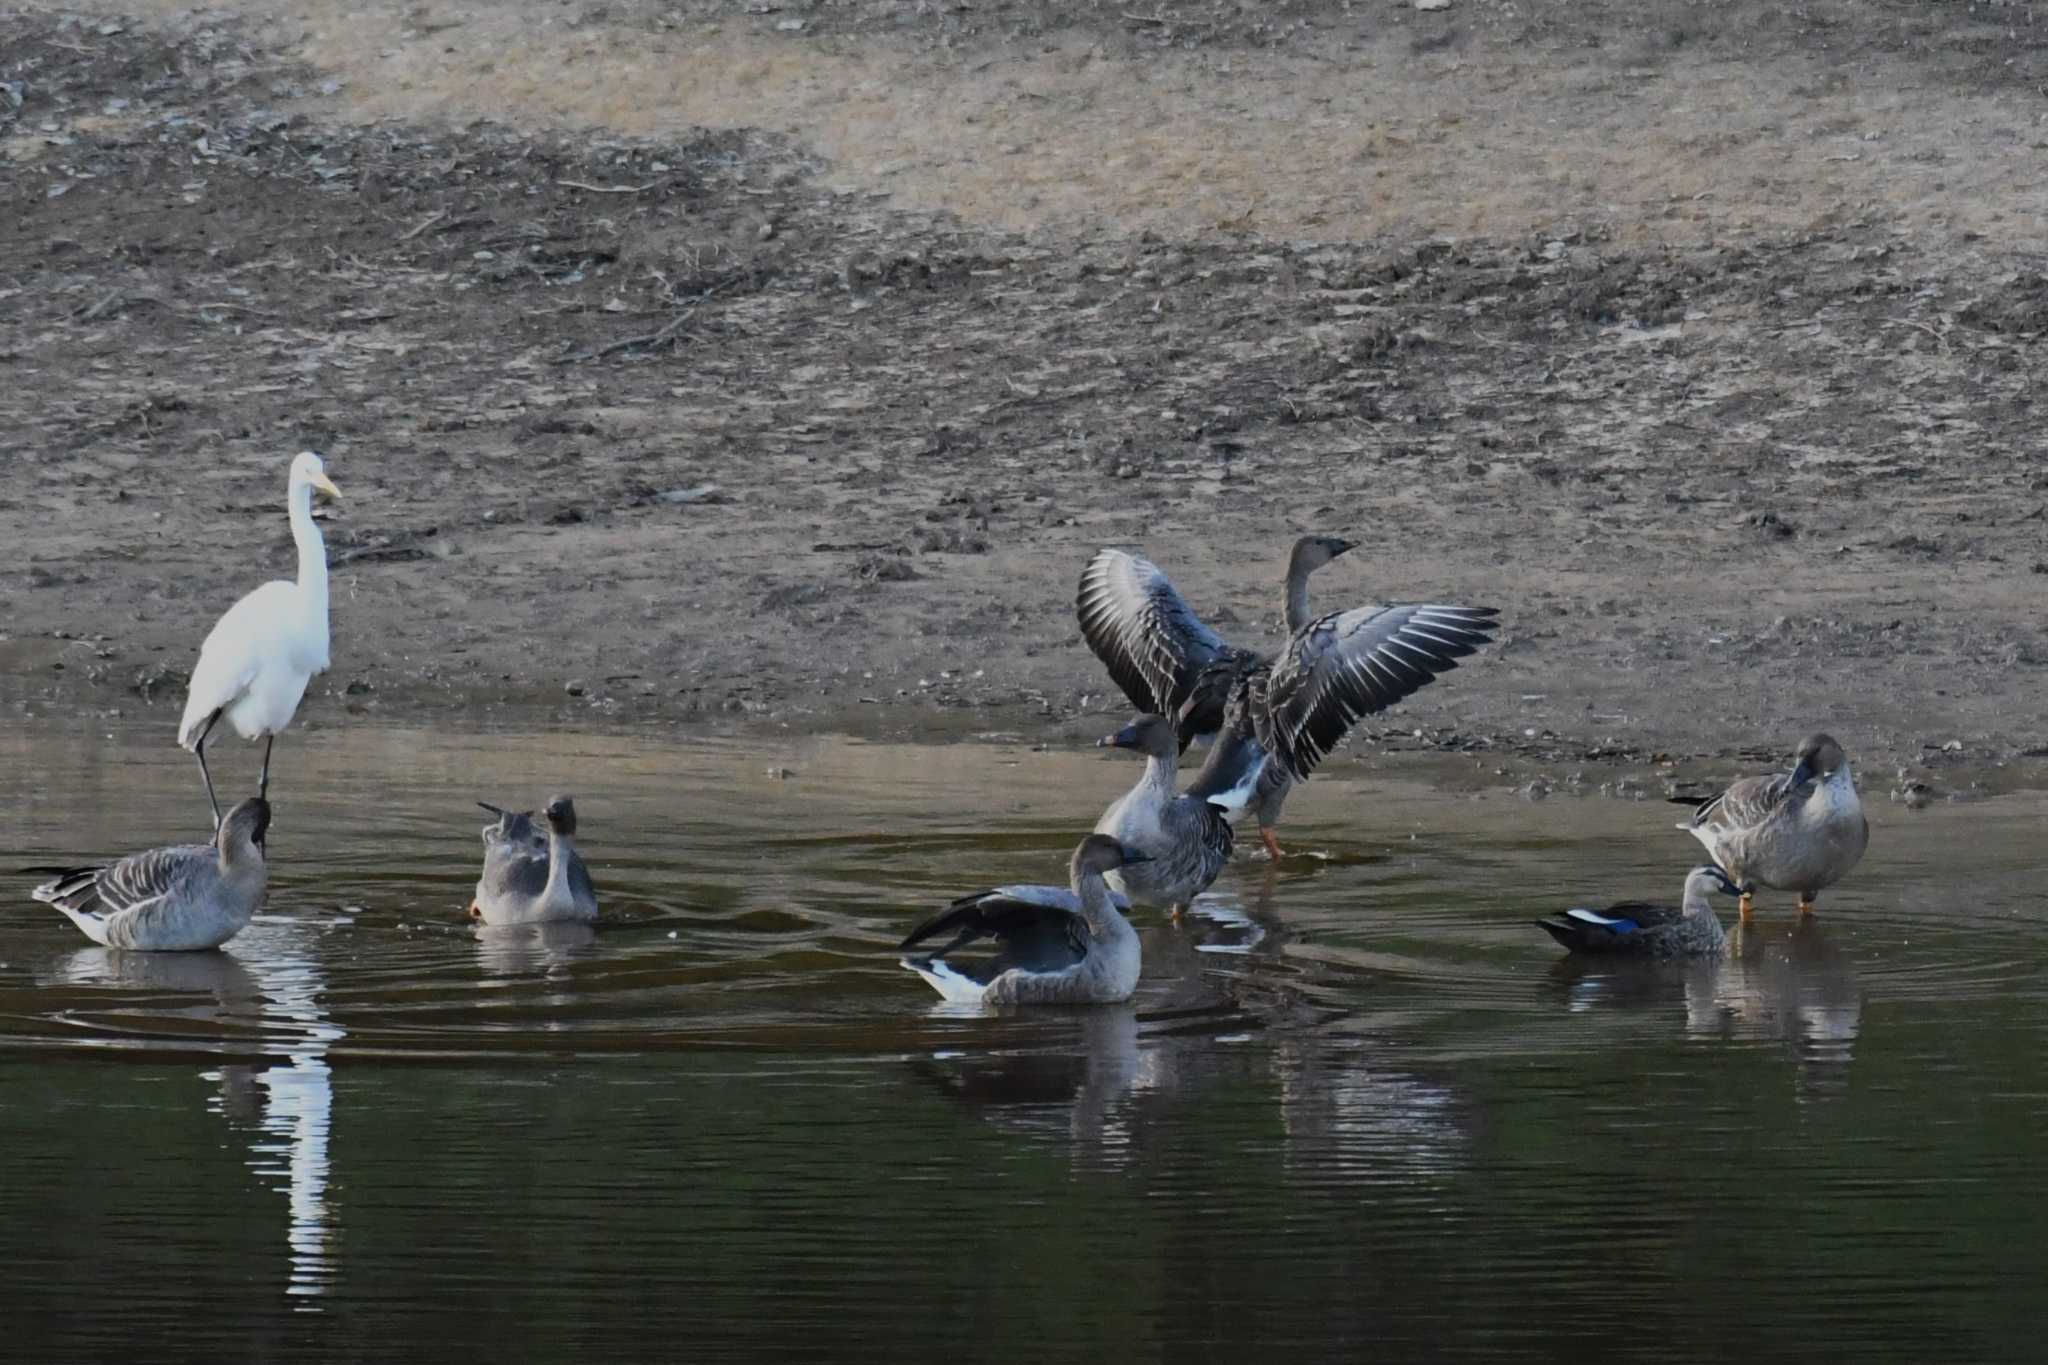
[565, 680, 588, 697]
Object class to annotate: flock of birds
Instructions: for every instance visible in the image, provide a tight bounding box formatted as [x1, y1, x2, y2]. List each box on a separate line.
[22, 453, 1870, 1006]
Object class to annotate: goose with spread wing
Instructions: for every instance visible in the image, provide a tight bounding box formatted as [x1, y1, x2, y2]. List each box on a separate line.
[899, 835, 1151, 1006]
[1077, 535, 1499, 857]
[1675, 733, 1868, 919]
[1093, 711, 1265, 916]
[25, 798, 270, 950]
[1535, 865, 1742, 957]
[469, 795, 599, 926]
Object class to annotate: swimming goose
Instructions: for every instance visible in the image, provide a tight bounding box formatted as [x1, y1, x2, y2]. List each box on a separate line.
[469, 796, 599, 926]
[1077, 536, 1499, 857]
[25, 797, 270, 950]
[899, 834, 1151, 1006]
[1675, 733, 1868, 918]
[179, 452, 342, 829]
[1092, 712, 1265, 915]
[1534, 865, 1742, 957]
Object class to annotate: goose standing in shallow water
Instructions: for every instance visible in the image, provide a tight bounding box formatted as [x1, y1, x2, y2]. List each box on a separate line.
[899, 835, 1151, 1006]
[470, 796, 598, 926]
[1077, 536, 1498, 858]
[179, 451, 342, 829]
[1535, 865, 1742, 957]
[1676, 733, 1868, 918]
[25, 798, 270, 951]
[1093, 712, 1265, 916]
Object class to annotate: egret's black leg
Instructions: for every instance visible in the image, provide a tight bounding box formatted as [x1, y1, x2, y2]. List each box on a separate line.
[193, 709, 224, 831]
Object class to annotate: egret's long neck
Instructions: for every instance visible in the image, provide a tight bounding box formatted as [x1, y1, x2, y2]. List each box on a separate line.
[542, 827, 574, 906]
[1284, 561, 1315, 634]
[289, 480, 328, 612]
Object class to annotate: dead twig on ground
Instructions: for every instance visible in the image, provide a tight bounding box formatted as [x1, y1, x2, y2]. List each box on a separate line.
[558, 285, 726, 363]
[397, 209, 447, 241]
[557, 179, 655, 194]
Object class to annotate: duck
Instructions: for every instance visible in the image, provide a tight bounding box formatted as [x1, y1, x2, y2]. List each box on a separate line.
[178, 452, 342, 830]
[1077, 536, 1498, 858]
[1535, 864, 1742, 957]
[1675, 733, 1869, 918]
[25, 797, 270, 951]
[1092, 710, 1266, 916]
[469, 795, 598, 926]
[899, 834, 1151, 1006]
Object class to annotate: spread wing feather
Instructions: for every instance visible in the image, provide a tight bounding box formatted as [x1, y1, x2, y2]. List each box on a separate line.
[1265, 604, 1500, 778]
[1076, 549, 1235, 719]
[900, 888, 1094, 975]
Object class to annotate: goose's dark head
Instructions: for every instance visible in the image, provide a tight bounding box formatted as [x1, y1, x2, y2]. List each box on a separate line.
[219, 797, 271, 855]
[1098, 714, 1178, 759]
[543, 795, 578, 837]
[1789, 733, 1848, 788]
[1073, 833, 1152, 878]
[1288, 534, 1357, 577]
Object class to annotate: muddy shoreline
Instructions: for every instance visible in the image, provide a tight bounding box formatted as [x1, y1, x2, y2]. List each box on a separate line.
[5, 3, 2048, 805]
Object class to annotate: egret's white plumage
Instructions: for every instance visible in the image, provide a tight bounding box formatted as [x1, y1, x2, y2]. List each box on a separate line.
[178, 451, 341, 825]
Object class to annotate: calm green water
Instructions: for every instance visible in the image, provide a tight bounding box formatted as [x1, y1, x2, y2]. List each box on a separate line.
[2, 722, 2044, 1362]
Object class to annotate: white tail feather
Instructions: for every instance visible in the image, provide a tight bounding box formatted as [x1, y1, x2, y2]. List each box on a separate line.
[901, 957, 988, 1005]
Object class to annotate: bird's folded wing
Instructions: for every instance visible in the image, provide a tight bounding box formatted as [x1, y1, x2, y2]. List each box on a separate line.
[1685, 773, 1798, 830]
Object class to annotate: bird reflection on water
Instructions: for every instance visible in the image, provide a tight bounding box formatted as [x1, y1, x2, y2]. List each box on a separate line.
[54, 928, 342, 1308]
[1548, 916, 1864, 1092]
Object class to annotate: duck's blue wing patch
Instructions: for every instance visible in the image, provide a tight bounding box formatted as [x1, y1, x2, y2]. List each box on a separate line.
[1564, 907, 1640, 934]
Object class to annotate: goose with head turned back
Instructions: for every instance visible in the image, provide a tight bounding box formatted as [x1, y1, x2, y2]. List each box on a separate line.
[1675, 733, 1868, 919]
[899, 835, 1151, 1006]
[470, 796, 599, 926]
[1077, 535, 1499, 858]
[24, 798, 270, 951]
[178, 452, 341, 829]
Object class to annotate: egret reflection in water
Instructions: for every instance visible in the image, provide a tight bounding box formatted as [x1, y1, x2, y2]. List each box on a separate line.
[55, 930, 340, 1309]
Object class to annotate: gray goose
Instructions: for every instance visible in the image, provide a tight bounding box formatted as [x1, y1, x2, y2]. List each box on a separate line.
[1092, 712, 1265, 916]
[469, 795, 599, 926]
[1675, 733, 1868, 919]
[26, 797, 270, 951]
[1077, 535, 1499, 857]
[899, 835, 1151, 1006]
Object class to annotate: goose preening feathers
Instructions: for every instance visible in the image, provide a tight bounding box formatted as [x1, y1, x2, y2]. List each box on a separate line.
[25, 797, 270, 951]
[1535, 865, 1741, 957]
[1675, 733, 1868, 918]
[178, 451, 341, 829]
[470, 796, 599, 926]
[1077, 536, 1499, 856]
[899, 834, 1150, 1006]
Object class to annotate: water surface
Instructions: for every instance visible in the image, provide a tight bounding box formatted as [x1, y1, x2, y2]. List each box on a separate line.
[2, 723, 2043, 1362]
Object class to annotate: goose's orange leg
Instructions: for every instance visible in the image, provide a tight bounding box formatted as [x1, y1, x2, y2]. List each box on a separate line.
[1260, 827, 1284, 861]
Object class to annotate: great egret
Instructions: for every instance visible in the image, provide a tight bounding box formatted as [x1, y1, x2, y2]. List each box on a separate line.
[178, 451, 341, 826]
[25, 797, 270, 950]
